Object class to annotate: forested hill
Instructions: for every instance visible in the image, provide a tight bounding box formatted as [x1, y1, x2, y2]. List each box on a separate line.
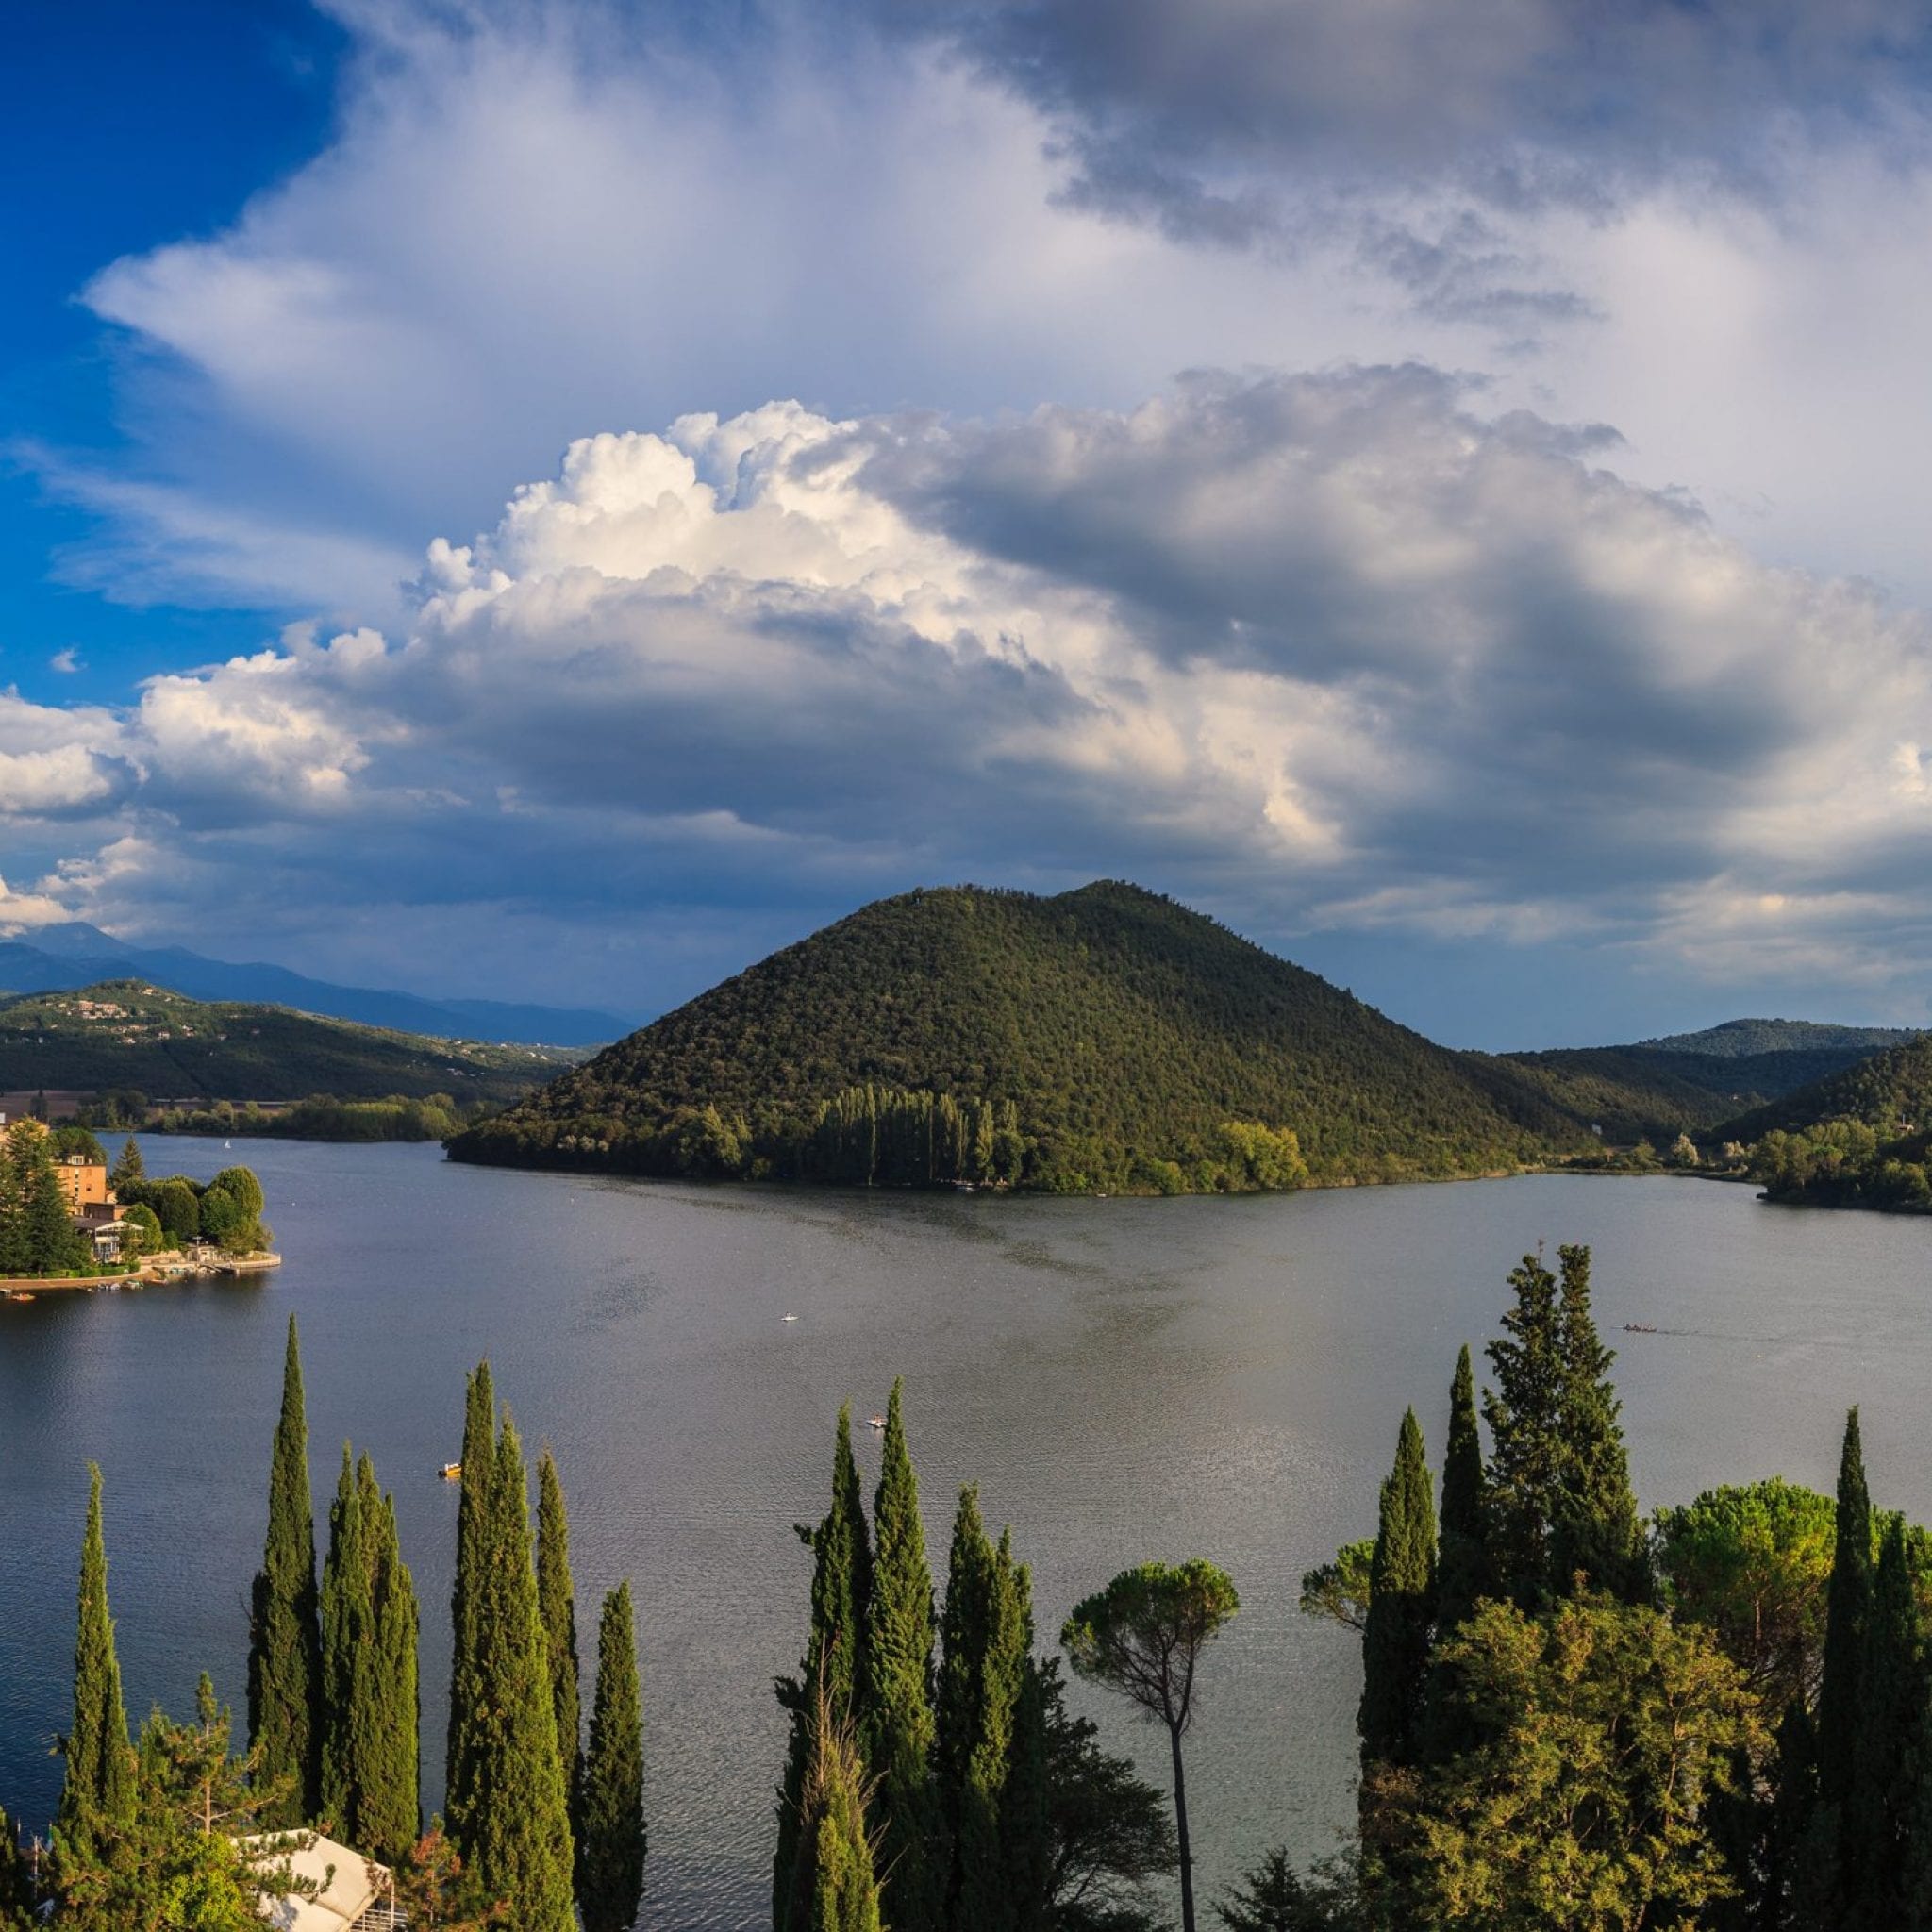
[1491, 1019, 1921, 1145]
[449, 881, 1595, 1191]
[1715, 1032, 1932, 1145]
[0, 982, 585, 1105]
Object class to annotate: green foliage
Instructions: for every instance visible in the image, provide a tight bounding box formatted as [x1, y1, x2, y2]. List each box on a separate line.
[1357, 1409, 1435, 1769]
[860, 1379, 941, 1932]
[1398, 1592, 1762, 1930]
[795, 1696, 883, 1932]
[120, 1201, 163, 1257]
[247, 1316, 322, 1826]
[1063, 1559, 1239, 1932]
[1849, 1516, 1924, 1923]
[1815, 1410, 1872, 1820]
[451, 881, 1597, 1191]
[459, 1414, 575, 1930]
[108, 1136, 143, 1191]
[0, 977, 581, 1105]
[0, 1121, 92, 1275]
[1548, 1245, 1644, 1600]
[149, 1091, 492, 1141]
[536, 1447, 582, 1838]
[577, 1584, 647, 1932]
[1214, 1847, 1363, 1931]
[776, 1406, 874, 1931]
[444, 1361, 495, 1847]
[1654, 1478, 1837, 1712]
[1297, 1541, 1374, 1635]
[59, 1464, 135, 1852]
[320, 1447, 420, 1863]
[1435, 1345, 1490, 1634]
[45, 1680, 316, 1932]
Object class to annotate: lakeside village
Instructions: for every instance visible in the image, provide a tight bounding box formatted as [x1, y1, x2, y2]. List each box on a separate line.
[0, 1110, 278, 1295]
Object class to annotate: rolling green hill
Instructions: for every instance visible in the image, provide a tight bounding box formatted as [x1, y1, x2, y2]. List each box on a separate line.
[450, 881, 1597, 1191]
[1635, 1017, 1920, 1058]
[0, 981, 587, 1106]
[1716, 1033, 1932, 1146]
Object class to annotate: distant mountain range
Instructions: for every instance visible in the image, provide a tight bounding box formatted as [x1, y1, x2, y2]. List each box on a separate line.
[0, 924, 627, 1046]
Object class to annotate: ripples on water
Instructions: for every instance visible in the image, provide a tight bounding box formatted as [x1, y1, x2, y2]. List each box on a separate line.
[1, 1144, 1927, 1926]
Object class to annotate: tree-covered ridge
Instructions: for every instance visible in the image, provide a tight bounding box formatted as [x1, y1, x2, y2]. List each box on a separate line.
[1717, 1031, 1932, 1145]
[0, 980, 588, 1107]
[451, 881, 1594, 1191]
[1637, 1017, 1923, 1058]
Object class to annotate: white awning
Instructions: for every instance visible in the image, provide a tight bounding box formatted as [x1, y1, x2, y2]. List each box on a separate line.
[242, 1833, 391, 1929]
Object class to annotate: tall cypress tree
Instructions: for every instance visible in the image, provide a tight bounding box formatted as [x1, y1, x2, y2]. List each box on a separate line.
[359, 1464, 420, 1864]
[537, 1446, 583, 1832]
[320, 1443, 371, 1837]
[1435, 1345, 1489, 1632]
[58, 1463, 133, 1849]
[578, 1583, 646, 1932]
[0, 1802, 27, 1930]
[1000, 1657, 1052, 1932]
[935, 1492, 1031, 1932]
[1482, 1250, 1565, 1606]
[1851, 1514, 1924, 1923]
[321, 1448, 419, 1863]
[444, 1359, 494, 1841]
[1357, 1407, 1436, 1772]
[249, 1316, 321, 1826]
[1550, 1244, 1644, 1600]
[464, 1414, 575, 1931]
[775, 1406, 874, 1931]
[860, 1378, 940, 1932]
[1816, 1408, 1872, 1814]
[793, 1692, 883, 1932]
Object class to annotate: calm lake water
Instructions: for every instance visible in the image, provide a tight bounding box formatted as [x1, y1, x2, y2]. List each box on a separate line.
[2, 1143, 1929, 1924]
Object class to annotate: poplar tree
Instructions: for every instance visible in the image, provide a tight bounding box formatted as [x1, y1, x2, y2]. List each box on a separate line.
[537, 1446, 583, 1829]
[775, 1407, 874, 1930]
[464, 1414, 575, 1931]
[248, 1316, 321, 1826]
[322, 1449, 419, 1862]
[1357, 1408, 1436, 1771]
[1434, 1345, 1488, 1632]
[444, 1359, 494, 1840]
[58, 1463, 133, 1849]
[860, 1378, 940, 1932]
[578, 1583, 646, 1932]
[1850, 1514, 1924, 1923]
[1551, 1244, 1644, 1599]
[1483, 1250, 1565, 1606]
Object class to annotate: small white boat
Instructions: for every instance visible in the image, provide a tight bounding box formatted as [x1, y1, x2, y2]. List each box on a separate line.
[867, 1415, 887, 1430]
[783, 1312, 800, 1323]
[224, 1141, 232, 1149]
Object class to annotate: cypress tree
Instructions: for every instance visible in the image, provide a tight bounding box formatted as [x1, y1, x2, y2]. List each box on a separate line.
[795, 1693, 883, 1932]
[1768, 1699, 1819, 1931]
[1482, 1249, 1565, 1605]
[578, 1583, 646, 1932]
[58, 1463, 133, 1849]
[775, 1406, 874, 1930]
[1435, 1344, 1489, 1631]
[1816, 1408, 1872, 1816]
[860, 1378, 941, 1932]
[465, 1413, 575, 1931]
[444, 1359, 494, 1841]
[359, 1464, 420, 1864]
[322, 1449, 419, 1863]
[0, 1803, 27, 1930]
[1357, 1407, 1436, 1771]
[320, 1443, 371, 1836]
[1851, 1514, 1925, 1923]
[1551, 1244, 1645, 1600]
[537, 1446, 583, 1830]
[1000, 1657, 1052, 1932]
[249, 1315, 322, 1826]
[935, 1492, 1030, 1932]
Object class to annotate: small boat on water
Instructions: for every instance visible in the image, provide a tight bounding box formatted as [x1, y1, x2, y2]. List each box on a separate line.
[867, 1415, 888, 1430]
[1624, 1323, 1657, 1334]
[783, 1312, 800, 1323]
[439, 1462, 462, 1480]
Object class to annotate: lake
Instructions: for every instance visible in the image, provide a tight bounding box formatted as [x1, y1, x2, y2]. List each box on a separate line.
[2, 1144, 1928, 1925]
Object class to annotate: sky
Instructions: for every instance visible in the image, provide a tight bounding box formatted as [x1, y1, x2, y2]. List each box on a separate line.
[8, 0, 1932, 1047]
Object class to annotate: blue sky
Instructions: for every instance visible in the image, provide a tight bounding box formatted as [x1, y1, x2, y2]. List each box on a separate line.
[8, 0, 1932, 1046]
